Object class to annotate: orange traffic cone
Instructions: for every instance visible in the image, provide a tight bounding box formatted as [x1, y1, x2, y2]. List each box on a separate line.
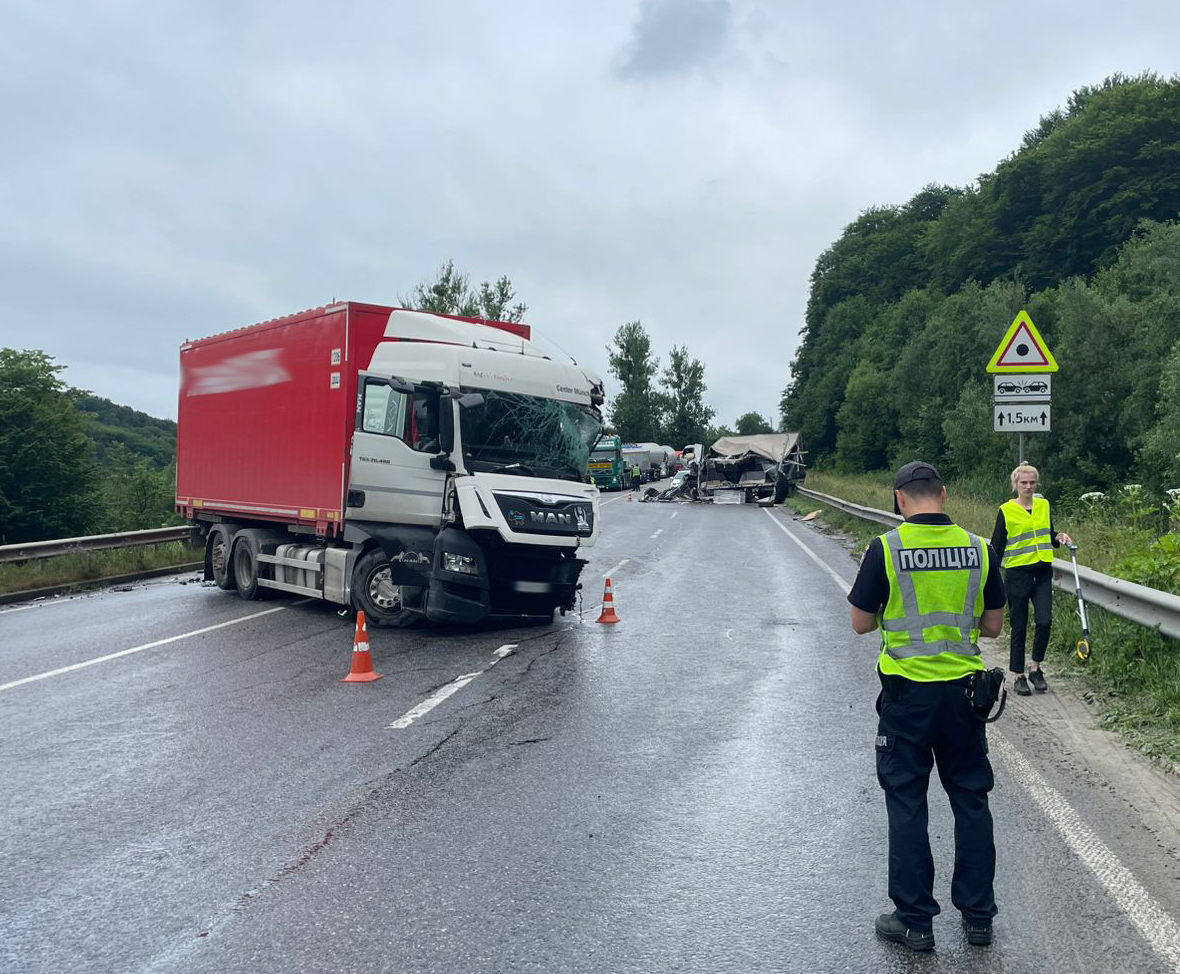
[628, 492, 633, 502]
[342, 610, 384, 682]
[596, 577, 621, 624]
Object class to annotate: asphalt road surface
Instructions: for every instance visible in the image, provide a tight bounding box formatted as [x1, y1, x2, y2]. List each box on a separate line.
[3, 487, 1180, 974]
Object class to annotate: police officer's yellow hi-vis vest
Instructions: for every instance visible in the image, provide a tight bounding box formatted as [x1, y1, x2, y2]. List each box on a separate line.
[878, 522, 988, 682]
[1000, 497, 1054, 568]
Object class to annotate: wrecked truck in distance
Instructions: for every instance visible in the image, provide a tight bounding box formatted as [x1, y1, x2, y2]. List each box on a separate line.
[700, 433, 806, 505]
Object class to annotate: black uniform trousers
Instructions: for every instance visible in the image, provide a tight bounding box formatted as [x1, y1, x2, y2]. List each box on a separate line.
[875, 672, 997, 930]
[1006, 565, 1053, 673]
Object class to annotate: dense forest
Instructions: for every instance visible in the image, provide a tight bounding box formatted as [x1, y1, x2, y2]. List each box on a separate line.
[781, 74, 1180, 500]
[0, 349, 178, 544]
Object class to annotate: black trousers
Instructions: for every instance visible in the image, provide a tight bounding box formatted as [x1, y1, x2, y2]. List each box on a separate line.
[1006, 566, 1053, 673]
[875, 674, 997, 930]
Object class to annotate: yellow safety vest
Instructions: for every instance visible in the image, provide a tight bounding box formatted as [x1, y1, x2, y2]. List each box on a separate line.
[1000, 497, 1053, 568]
[878, 522, 987, 682]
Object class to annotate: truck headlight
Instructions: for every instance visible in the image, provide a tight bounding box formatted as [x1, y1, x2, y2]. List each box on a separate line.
[443, 552, 479, 576]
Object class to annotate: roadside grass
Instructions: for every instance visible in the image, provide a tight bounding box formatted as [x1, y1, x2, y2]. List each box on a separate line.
[0, 542, 202, 595]
[1047, 592, 1180, 765]
[790, 471, 1180, 767]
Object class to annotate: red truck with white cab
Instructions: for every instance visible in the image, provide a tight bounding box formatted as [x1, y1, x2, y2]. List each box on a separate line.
[176, 302, 604, 626]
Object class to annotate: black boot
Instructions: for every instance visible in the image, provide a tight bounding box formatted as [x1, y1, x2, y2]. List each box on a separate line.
[875, 911, 934, 951]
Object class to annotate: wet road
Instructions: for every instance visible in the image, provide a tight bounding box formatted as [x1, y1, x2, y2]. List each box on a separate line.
[3, 490, 1180, 973]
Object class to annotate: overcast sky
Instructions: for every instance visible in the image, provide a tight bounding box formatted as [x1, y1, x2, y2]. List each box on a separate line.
[2, 0, 1178, 428]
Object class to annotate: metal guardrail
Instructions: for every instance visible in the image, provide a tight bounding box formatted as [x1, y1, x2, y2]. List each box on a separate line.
[0, 526, 193, 563]
[795, 485, 1180, 641]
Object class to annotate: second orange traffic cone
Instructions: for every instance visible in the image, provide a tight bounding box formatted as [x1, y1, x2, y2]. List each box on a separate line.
[596, 577, 621, 624]
[342, 610, 384, 682]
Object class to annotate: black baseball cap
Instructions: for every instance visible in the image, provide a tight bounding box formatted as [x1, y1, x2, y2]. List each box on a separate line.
[893, 461, 943, 514]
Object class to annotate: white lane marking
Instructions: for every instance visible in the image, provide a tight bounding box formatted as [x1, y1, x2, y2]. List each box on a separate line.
[670, 511, 679, 519]
[761, 509, 851, 595]
[600, 494, 628, 506]
[0, 606, 289, 694]
[601, 559, 630, 579]
[991, 735, 1180, 970]
[388, 643, 518, 730]
[765, 508, 1180, 965]
[0, 596, 89, 616]
[650, 529, 663, 539]
[725, 629, 733, 641]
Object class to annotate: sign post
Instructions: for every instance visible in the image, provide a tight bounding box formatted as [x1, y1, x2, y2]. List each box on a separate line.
[986, 311, 1057, 462]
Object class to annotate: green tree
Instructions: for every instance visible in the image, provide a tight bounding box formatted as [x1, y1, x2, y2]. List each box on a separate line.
[402, 260, 527, 322]
[607, 321, 663, 442]
[1139, 338, 1180, 490]
[734, 411, 773, 435]
[659, 345, 714, 447]
[98, 443, 179, 531]
[0, 349, 101, 543]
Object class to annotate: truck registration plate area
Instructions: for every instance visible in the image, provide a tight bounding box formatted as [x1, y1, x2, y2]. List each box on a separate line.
[512, 581, 554, 593]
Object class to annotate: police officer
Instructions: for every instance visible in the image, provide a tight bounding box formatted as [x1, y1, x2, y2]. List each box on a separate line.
[848, 461, 1007, 951]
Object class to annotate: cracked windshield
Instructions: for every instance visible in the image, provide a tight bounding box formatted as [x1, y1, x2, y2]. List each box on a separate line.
[460, 390, 601, 482]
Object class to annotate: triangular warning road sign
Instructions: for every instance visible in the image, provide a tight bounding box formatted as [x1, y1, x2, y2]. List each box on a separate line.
[986, 311, 1058, 373]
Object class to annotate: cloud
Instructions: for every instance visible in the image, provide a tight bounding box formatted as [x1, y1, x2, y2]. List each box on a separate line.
[614, 0, 733, 81]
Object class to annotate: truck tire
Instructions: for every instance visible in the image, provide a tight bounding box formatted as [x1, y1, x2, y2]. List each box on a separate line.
[208, 525, 235, 590]
[352, 548, 422, 628]
[232, 536, 262, 600]
[773, 479, 791, 504]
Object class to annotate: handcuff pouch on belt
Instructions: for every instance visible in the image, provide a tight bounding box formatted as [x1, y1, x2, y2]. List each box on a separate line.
[967, 667, 1007, 723]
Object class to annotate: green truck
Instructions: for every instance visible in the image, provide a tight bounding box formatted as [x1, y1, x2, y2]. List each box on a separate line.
[588, 434, 625, 490]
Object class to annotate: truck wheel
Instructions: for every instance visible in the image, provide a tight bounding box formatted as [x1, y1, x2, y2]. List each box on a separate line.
[352, 549, 421, 628]
[233, 538, 262, 600]
[208, 526, 235, 590]
[773, 480, 791, 504]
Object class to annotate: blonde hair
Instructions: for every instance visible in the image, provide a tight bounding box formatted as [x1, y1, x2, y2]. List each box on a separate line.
[1010, 463, 1040, 492]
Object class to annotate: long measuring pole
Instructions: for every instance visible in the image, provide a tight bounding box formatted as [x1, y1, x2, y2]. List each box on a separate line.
[1019, 432, 1025, 463]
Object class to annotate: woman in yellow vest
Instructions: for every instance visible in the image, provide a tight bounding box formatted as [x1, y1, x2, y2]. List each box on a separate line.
[988, 463, 1071, 696]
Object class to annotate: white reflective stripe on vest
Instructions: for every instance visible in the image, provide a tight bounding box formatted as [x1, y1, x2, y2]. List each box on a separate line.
[883, 528, 983, 660]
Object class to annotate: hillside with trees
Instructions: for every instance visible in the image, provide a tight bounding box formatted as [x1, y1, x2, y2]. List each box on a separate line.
[781, 73, 1180, 499]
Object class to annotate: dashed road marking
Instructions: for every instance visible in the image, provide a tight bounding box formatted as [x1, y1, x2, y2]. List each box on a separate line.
[387, 644, 518, 730]
[670, 511, 679, 519]
[601, 559, 630, 579]
[650, 529, 663, 539]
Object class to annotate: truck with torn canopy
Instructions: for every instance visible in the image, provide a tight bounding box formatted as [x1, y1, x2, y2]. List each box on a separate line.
[176, 302, 604, 628]
[700, 433, 805, 505]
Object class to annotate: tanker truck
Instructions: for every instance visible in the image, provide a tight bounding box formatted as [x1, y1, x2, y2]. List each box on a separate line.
[176, 302, 604, 627]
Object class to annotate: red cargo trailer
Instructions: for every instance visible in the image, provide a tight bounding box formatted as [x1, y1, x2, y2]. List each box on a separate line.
[176, 302, 529, 536]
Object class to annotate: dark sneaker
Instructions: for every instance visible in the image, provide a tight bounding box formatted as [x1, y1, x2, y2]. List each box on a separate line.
[962, 917, 993, 945]
[875, 911, 934, 952]
[1029, 669, 1048, 692]
[1014, 675, 1031, 696]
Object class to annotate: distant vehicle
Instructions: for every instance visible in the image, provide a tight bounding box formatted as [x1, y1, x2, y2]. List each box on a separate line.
[700, 433, 806, 504]
[588, 435, 624, 491]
